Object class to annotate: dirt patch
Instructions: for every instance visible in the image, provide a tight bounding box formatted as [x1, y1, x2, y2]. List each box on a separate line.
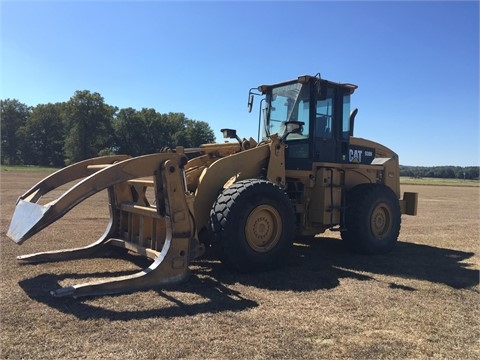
[1, 171, 479, 359]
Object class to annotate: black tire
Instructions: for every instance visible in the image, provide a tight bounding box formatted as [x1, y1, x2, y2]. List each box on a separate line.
[341, 184, 401, 254]
[209, 179, 295, 272]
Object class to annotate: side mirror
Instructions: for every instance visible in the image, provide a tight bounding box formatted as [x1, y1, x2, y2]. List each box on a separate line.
[248, 93, 254, 113]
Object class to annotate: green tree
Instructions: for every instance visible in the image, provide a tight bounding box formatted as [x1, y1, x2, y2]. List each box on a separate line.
[183, 119, 215, 147]
[63, 91, 114, 163]
[166, 112, 189, 147]
[1, 99, 31, 165]
[113, 110, 214, 155]
[113, 107, 149, 156]
[18, 103, 65, 166]
[140, 108, 171, 153]
[168, 113, 215, 148]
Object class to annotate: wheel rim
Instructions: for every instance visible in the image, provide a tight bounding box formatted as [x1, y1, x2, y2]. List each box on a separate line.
[245, 205, 282, 253]
[370, 203, 392, 240]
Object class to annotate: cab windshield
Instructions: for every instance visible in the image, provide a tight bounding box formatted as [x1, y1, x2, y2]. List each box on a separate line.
[264, 82, 310, 140]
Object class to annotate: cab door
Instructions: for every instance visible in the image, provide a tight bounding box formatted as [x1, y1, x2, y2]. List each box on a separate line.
[314, 86, 338, 163]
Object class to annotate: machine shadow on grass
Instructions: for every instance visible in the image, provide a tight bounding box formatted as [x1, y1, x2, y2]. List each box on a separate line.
[18, 237, 478, 320]
[19, 270, 258, 321]
[18, 250, 259, 321]
[217, 237, 479, 291]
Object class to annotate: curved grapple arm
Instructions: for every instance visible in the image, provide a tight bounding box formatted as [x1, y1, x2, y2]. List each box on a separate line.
[6, 153, 203, 298]
[7, 155, 131, 244]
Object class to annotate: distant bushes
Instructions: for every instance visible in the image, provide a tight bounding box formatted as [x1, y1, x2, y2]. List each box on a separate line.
[400, 165, 479, 180]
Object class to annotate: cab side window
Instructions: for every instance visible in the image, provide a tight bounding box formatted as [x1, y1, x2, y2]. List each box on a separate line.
[342, 95, 351, 139]
[315, 88, 335, 139]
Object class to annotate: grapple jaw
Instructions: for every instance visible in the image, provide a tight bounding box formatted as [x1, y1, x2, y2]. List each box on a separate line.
[7, 154, 131, 244]
[6, 153, 203, 298]
[7, 200, 52, 244]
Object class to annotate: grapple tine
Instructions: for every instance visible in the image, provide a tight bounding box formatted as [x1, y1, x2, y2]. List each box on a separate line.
[7, 200, 51, 244]
[50, 230, 192, 298]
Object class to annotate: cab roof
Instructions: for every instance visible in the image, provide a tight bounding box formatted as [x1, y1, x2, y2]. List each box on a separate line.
[258, 74, 358, 95]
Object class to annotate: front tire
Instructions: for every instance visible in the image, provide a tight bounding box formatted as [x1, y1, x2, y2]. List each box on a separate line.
[341, 184, 401, 254]
[210, 179, 295, 272]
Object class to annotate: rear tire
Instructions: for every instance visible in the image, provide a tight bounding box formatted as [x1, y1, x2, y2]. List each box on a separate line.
[210, 179, 295, 272]
[341, 184, 401, 254]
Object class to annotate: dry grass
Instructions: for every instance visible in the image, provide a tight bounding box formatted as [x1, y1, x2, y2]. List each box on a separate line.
[1, 171, 479, 359]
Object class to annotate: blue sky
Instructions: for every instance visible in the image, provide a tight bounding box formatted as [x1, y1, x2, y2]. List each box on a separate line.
[1, 1, 479, 166]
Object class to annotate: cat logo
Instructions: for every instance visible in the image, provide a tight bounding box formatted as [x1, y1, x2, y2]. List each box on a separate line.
[349, 149, 363, 163]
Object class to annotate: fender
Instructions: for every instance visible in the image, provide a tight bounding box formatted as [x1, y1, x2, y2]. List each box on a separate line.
[193, 143, 271, 231]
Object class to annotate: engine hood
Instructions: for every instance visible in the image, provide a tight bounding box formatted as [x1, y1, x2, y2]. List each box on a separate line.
[350, 137, 398, 160]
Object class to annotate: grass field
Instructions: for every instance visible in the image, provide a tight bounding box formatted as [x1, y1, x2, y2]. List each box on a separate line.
[1, 165, 60, 172]
[1, 171, 479, 359]
[400, 176, 479, 187]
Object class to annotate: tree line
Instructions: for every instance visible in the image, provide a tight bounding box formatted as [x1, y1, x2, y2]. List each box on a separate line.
[399, 165, 479, 180]
[2, 93, 478, 179]
[1, 91, 215, 167]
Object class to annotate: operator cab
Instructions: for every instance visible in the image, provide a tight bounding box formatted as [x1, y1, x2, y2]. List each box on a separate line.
[255, 74, 364, 170]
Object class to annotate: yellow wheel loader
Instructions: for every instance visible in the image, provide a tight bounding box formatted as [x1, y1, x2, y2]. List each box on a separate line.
[7, 74, 418, 298]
